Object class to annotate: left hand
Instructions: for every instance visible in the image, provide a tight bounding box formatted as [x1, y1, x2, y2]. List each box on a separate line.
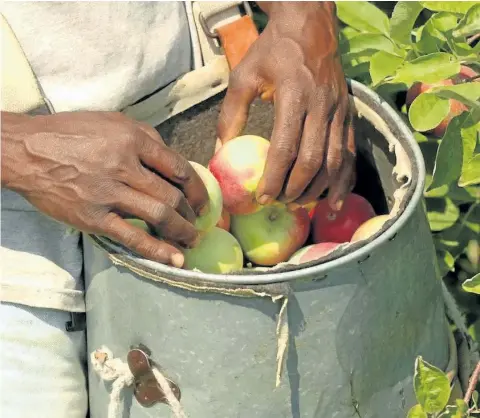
[217, 1, 355, 210]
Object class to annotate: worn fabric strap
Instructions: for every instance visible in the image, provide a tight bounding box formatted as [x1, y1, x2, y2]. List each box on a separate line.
[216, 15, 259, 69]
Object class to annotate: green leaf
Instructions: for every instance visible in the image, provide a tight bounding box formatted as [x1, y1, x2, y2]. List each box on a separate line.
[431, 12, 459, 32]
[417, 12, 459, 54]
[438, 399, 469, 417]
[428, 113, 472, 191]
[342, 34, 397, 55]
[437, 250, 455, 277]
[448, 183, 480, 203]
[462, 272, 480, 294]
[414, 132, 430, 143]
[392, 53, 460, 84]
[390, 1, 424, 45]
[409, 93, 450, 132]
[335, 1, 390, 35]
[432, 82, 480, 105]
[414, 356, 451, 413]
[426, 197, 460, 231]
[453, 4, 480, 37]
[341, 27, 360, 41]
[407, 404, 428, 418]
[459, 153, 480, 186]
[370, 51, 405, 85]
[420, 2, 478, 14]
[435, 219, 478, 257]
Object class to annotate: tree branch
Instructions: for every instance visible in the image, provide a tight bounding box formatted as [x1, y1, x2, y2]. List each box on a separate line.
[464, 360, 480, 404]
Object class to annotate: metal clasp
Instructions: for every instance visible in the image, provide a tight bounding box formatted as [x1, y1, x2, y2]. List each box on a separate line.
[199, 1, 253, 39]
[127, 345, 181, 408]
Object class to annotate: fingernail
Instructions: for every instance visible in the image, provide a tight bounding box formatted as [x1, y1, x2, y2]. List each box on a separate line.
[190, 233, 204, 248]
[171, 253, 184, 268]
[332, 199, 343, 211]
[257, 194, 273, 205]
[198, 203, 209, 216]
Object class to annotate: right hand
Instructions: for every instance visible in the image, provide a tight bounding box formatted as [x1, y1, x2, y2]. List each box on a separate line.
[1, 111, 209, 267]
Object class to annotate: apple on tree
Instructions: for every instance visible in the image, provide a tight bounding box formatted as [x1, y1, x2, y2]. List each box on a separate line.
[406, 65, 477, 137]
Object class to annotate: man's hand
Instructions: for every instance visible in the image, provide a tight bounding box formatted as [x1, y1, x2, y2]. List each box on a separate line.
[217, 1, 355, 210]
[1, 111, 209, 267]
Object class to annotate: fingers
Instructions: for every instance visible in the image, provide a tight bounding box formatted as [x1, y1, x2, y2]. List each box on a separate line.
[327, 112, 356, 210]
[294, 95, 354, 208]
[127, 163, 196, 224]
[114, 185, 198, 248]
[101, 213, 185, 267]
[136, 130, 209, 215]
[280, 103, 330, 203]
[256, 85, 306, 204]
[217, 68, 258, 143]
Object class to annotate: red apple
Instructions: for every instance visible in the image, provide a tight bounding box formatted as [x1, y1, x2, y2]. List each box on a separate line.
[208, 135, 270, 215]
[289, 242, 342, 265]
[230, 203, 310, 266]
[216, 208, 231, 232]
[406, 65, 477, 138]
[311, 193, 375, 244]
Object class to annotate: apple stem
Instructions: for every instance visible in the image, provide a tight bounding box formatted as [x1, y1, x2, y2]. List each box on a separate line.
[269, 212, 278, 222]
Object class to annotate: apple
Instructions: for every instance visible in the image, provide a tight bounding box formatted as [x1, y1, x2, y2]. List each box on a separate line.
[208, 135, 270, 215]
[183, 227, 244, 274]
[312, 193, 375, 244]
[216, 208, 231, 232]
[289, 242, 342, 265]
[406, 65, 477, 137]
[351, 214, 390, 243]
[231, 203, 310, 266]
[189, 161, 223, 233]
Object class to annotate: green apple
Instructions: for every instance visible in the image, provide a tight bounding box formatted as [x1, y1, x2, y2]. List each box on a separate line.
[184, 227, 244, 274]
[231, 203, 310, 266]
[189, 161, 223, 233]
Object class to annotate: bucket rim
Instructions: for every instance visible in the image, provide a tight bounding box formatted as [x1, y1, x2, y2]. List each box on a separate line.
[91, 79, 426, 285]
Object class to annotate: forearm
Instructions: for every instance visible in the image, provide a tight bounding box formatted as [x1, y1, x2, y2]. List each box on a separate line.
[1, 111, 32, 189]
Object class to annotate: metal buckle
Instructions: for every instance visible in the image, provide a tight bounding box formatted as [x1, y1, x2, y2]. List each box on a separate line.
[199, 1, 253, 39]
[127, 345, 181, 408]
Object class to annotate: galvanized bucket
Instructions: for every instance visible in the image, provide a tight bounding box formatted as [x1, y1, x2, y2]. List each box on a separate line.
[84, 80, 467, 418]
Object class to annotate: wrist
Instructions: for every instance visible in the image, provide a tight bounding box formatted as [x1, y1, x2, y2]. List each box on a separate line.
[1, 112, 34, 189]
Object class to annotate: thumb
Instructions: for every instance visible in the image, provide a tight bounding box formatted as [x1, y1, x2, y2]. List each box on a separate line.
[217, 77, 257, 144]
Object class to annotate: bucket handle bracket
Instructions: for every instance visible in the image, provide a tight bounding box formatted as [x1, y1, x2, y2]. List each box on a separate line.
[127, 346, 181, 408]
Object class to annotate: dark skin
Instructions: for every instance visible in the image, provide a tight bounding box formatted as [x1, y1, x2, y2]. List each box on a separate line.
[1, 2, 353, 267]
[218, 1, 355, 209]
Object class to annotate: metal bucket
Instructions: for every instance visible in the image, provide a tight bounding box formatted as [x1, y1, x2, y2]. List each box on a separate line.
[84, 80, 458, 418]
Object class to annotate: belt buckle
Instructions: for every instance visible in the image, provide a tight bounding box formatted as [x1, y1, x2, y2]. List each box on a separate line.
[199, 1, 253, 39]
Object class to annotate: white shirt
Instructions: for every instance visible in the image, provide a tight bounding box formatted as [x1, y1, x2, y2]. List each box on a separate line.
[1, 1, 193, 112]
